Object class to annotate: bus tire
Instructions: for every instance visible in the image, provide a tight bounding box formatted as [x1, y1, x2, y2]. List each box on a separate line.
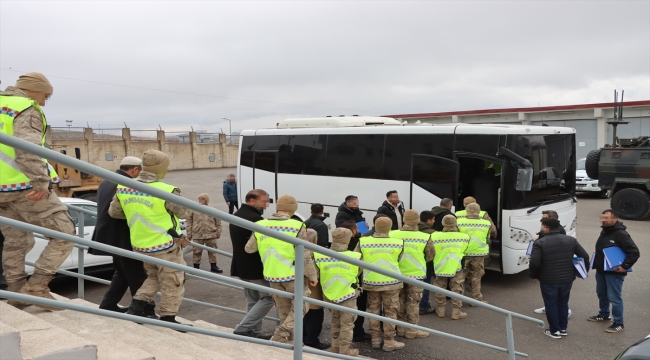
[611, 188, 650, 221]
[585, 149, 600, 180]
[77, 192, 98, 203]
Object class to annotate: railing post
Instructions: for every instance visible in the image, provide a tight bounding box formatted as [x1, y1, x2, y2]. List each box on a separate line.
[505, 313, 515, 360]
[293, 244, 305, 360]
[77, 212, 85, 299]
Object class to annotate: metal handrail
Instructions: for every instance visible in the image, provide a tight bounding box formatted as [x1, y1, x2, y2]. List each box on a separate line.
[0, 132, 544, 359]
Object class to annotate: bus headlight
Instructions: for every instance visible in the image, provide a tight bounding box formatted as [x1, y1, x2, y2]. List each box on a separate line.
[510, 228, 534, 243]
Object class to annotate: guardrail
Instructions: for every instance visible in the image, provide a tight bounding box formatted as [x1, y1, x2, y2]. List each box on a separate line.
[0, 132, 545, 359]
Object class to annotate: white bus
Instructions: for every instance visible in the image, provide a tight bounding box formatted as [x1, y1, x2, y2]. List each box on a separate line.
[237, 116, 577, 274]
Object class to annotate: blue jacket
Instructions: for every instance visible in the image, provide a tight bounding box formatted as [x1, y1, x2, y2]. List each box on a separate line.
[223, 181, 238, 202]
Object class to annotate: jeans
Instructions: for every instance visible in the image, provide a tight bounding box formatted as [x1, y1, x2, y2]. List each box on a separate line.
[596, 272, 625, 325]
[234, 279, 274, 335]
[228, 202, 239, 215]
[540, 282, 573, 333]
[419, 266, 434, 309]
[303, 308, 325, 346]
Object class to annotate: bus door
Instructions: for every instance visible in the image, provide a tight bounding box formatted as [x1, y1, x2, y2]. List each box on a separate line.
[409, 154, 459, 211]
[253, 151, 278, 203]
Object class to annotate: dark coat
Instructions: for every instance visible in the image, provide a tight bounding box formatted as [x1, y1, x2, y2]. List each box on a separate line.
[347, 233, 361, 252]
[305, 215, 329, 248]
[334, 203, 365, 228]
[230, 204, 264, 280]
[528, 230, 590, 285]
[593, 221, 639, 276]
[223, 180, 238, 202]
[376, 200, 405, 231]
[89, 170, 133, 256]
[431, 206, 454, 232]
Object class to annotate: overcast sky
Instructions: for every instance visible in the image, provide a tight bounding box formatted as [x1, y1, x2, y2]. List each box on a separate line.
[1, 1, 649, 134]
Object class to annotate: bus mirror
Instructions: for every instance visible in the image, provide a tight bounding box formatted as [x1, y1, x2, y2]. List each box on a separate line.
[516, 168, 533, 191]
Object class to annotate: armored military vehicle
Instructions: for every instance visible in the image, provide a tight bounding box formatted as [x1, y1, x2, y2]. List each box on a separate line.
[585, 91, 650, 220]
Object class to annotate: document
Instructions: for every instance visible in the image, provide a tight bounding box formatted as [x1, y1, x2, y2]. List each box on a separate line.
[603, 246, 633, 272]
[590, 252, 596, 269]
[526, 240, 534, 258]
[356, 221, 369, 234]
[573, 257, 588, 279]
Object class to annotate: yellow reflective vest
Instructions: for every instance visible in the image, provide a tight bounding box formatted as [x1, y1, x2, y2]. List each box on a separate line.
[455, 210, 486, 220]
[314, 251, 361, 303]
[430, 231, 469, 277]
[359, 236, 403, 286]
[0, 95, 59, 191]
[116, 182, 181, 252]
[254, 218, 303, 282]
[389, 230, 429, 279]
[457, 218, 491, 256]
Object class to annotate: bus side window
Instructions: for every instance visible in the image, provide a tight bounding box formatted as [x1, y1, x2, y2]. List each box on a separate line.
[326, 134, 384, 179]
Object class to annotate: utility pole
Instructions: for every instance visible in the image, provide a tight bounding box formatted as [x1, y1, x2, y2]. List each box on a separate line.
[222, 117, 232, 143]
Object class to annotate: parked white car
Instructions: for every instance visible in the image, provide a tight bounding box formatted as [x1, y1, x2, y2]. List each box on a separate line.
[576, 157, 605, 195]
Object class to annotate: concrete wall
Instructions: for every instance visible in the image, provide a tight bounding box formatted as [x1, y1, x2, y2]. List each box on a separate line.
[47, 127, 239, 172]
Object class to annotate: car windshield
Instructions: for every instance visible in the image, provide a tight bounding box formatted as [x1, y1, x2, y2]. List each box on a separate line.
[577, 159, 586, 170]
[67, 204, 98, 227]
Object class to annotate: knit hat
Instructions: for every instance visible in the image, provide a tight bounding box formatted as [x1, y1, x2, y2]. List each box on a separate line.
[466, 203, 481, 217]
[403, 209, 419, 225]
[441, 215, 457, 228]
[276, 195, 298, 214]
[142, 149, 170, 176]
[15, 72, 53, 95]
[120, 156, 142, 166]
[375, 217, 392, 234]
[198, 193, 210, 202]
[331, 228, 352, 245]
[463, 196, 477, 207]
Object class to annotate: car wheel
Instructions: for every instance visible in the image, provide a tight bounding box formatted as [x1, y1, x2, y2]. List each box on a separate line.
[611, 188, 650, 220]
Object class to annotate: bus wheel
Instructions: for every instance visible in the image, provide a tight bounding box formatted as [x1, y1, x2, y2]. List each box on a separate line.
[77, 192, 98, 203]
[611, 188, 650, 220]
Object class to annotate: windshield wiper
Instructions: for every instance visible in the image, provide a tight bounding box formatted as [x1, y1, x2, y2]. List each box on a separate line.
[544, 193, 572, 199]
[527, 194, 574, 214]
[527, 200, 555, 214]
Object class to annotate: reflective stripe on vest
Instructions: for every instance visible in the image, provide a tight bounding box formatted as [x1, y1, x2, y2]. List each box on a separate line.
[430, 232, 469, 277]
[457, 218, 491, 256]
[116, 182, 181, 252]
[0, 95, 59, 191]
[359, 236, 403, 286]
[314, 251, 361, 303]
[255, 218, 303, 283]
[389, 230, 430, 279]
[455, 210, 486, 220]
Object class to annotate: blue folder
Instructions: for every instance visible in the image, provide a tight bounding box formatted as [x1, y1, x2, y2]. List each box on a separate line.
[603, 246, 633, 272]
[573, 257, 588, 279]
[356, 221, 369, 234]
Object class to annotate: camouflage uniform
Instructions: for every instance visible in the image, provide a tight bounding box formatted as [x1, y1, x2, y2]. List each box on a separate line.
[109, 170, 191, 317]
[186, 208, 221, 264]
[0, 86, 76, 308]
[245, 213, 318, 343]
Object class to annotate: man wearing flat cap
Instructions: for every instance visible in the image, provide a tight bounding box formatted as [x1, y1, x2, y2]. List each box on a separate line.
[0, 72, 78, 310]
[109, 149, 192, 328]
[90, 156, 157, 316]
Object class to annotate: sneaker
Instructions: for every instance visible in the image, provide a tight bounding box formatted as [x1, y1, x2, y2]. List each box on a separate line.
[544, 329, 561, 339]
[568, 308, 572, 318]
[559, 330, 568, 336]
[587, 314, 612, 322]
[534, 307, 546, 314]
[419, 307, 436, 315]
[605, 323, 625, 333]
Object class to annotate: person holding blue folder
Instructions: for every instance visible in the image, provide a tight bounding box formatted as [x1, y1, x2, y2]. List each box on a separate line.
[587, 209, 640, 334]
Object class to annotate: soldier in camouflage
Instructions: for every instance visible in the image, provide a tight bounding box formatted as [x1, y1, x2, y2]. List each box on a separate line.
[458, 196, 497, 240]
[187, 193, 223, 273]
[0, 73, 76, 310]
[109, 149, 192, 327]
[459, 203, 490, 305]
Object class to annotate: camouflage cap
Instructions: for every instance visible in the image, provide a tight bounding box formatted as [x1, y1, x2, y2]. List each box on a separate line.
[403, 209, 420, 225]
[466, 203, 481, 217]
[441, 214, 457, 228]
[276, 194, 298, 214]
[331, 228, 352, 245]
[142, 150, 170, 176]
[375, 217, 393, 234]
[463, 196, 477, 207]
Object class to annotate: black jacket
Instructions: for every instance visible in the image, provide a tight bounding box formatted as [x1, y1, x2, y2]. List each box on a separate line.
[305, 215, 329, 248]
[230, 204, 265, 280]
[347, 233, 361, 252]
[431, 206, 454, 232]
[537, 224, 566, 239]
[528, 230, 590, 284]
[594, 221, 639, 276]
[334, 203, 365, 228]
[376, 200, 405, 231]
[89, 170, 133, 256]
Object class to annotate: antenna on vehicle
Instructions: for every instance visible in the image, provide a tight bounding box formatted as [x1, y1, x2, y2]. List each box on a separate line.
[608, 89, 628, 148]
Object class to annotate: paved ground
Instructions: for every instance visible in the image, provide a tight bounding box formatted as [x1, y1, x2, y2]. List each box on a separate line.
[52, 168, 650, 360]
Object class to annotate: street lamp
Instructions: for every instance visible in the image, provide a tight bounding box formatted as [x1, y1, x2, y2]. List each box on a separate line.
[65, 120, 73, 131]
[222, 117, 232, 143]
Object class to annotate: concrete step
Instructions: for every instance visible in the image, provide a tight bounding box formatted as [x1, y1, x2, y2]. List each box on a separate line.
[0, 301, 97, 360]
[0, 322, 23, 360]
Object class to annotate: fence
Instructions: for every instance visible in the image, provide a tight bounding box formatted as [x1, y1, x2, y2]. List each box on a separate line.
[0, 131, 545, 360]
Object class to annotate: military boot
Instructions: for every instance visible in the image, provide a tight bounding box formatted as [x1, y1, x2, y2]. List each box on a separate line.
[6, 279, 26, 293]
[451, 308, 467, 320]
[8, 274, 60, 311]
[210, 263, 223, 273]
[382, 339, 405, 352]
[436, 306, 446, 318]
[126, 299, 148, 317]
[339, 345, 359, 356]
[330, 338, 340, 354]
[159, 315, 193, 333]
[371, 338, 382, 350]
[396, 327, 406, 337]
[405, 329, 430, 339]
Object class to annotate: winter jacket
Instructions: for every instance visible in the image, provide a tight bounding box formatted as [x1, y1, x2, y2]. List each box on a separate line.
[305, 215, 329, 248]
[431, 206, 454, 231]
[334, 203, 365, 227]
[187, 207, 222, 240]
[529, 230, 590, 284]
[376, 200, 405, 231]
[594, 221, 639, 276]
[418, 222, 435, 234]
[229, 204, 264, 280]
[90, 169, 133, 256]
[223, 180, 238, 202]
